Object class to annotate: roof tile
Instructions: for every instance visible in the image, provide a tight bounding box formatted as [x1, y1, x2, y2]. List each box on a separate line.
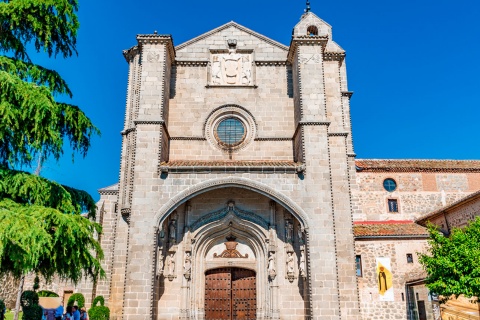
[355, 159, 480, 173]
[353, 221, 429, 238]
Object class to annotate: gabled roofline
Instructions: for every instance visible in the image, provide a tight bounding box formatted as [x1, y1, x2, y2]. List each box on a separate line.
[176, 21, 289, 52]
[416, 189, 480, 224]
[298, 11, 332, 29]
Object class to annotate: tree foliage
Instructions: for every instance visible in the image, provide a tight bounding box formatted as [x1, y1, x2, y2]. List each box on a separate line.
[88, 296, 110, 320]
[0, 0, 103, 284]
[67, 293, 85, 308]
[419, 217, 480, 302]
[20, 291, 42, 320]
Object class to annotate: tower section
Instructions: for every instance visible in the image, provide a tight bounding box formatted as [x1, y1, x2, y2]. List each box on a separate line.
[288, 12, 360, 319]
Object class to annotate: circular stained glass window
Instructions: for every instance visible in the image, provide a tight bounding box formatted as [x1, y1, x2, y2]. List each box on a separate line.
[216, 118, 245, 146]
[383, 178, 397, 192]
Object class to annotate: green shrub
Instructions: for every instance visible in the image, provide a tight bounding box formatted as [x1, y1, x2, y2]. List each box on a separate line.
[0, 300, 5, 319]
[88, 296, 109, 320]
[67, 293, 85, 308]
[20, 291, 42, 320]
[37, 291, 59, 298]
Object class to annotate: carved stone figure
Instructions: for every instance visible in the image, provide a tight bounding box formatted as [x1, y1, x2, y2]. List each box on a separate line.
[268, 251, 276, 281]
[156, 250, 164, 277]
[184, 252, 192, 280]
[285, 220, 293, 243]
[297, 226, 304, 245]
[286, 252, 295, 283]
[286, 252, 295, 273]
[211, 56, 221, 85]
[169, 215, 177, 244]
[167, 253, 175, 281]
[299, 250, 306, 278]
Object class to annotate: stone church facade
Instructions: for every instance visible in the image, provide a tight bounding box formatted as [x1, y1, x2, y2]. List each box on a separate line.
[3, 10, 480, 320]
[97, 11, 361, 320]
[92, 11, 480, 320]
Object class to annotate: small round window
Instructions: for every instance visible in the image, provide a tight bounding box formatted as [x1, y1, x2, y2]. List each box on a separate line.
[383, 178, 397, 192]
[215, 118, 245, 146]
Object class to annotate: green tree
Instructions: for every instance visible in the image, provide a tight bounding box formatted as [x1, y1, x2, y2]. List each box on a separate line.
[0, 0, 104, 318]
[419, 217, 480, 302]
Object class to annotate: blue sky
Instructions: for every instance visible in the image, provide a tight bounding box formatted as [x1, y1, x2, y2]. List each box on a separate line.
[35, 0, 480, 200]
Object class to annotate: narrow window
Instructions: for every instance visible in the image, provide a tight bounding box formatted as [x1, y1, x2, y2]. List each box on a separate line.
[407, 254, 414, 263]
[355, 255, 363, 277]
[307, 25, 318, 36]
[401, 293, 405, 301]
[388, 199, 399, 213]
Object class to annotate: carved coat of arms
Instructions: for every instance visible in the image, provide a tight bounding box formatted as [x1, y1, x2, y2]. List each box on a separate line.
[214, 235, 248, 258]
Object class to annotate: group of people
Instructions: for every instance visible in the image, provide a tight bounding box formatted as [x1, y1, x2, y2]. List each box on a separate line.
[46, 303, 88, 320]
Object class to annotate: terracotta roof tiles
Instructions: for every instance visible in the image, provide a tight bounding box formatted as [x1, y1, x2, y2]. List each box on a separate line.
[353, 220, 429, 238]
[355, 159, 480, 173]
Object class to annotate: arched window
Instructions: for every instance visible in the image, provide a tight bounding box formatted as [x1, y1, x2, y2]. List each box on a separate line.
[307, 25, 318, 36]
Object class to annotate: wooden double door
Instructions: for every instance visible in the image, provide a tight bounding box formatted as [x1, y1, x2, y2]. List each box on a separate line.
[205, 268, 256, 320]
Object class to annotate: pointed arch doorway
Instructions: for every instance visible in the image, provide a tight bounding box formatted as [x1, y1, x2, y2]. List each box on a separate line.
[205, 268, 257, 320]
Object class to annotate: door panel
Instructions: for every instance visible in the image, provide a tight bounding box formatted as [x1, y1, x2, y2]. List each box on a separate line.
[205, 268, 256, 320]
[232, 269, 256, 320]
[205, 268, 232, 320]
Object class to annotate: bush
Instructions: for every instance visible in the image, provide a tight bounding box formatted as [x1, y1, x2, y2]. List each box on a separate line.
[37, 291, 59, 298]
[88, 296, 109, 320]
[67, 293, 85, 308]
[0, 300, 5, 319]
[20, 291, 42, 320]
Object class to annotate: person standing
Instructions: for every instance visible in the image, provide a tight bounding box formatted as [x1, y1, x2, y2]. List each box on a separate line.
[55, 302, 64, 320]
[72, 306, 80, 320]
[79, 307, 88, 320]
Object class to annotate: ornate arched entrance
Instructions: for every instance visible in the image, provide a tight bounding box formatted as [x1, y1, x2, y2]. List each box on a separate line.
[153, 186, 311, 320]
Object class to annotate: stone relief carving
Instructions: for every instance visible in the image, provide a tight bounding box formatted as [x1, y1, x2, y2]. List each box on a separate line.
[268, 251, 276, 281]
[299, 53, 321, 64]
[286, 252, 295, 283]
[166, 253, 176, 281]
[214, 235, 249, 258]
[210, 49, 252, 86]
[147, 51, 160, 63]
[183, 252, 192, 280]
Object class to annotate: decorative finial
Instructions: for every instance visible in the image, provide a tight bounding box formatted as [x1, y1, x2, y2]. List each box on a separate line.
[305, 0, 311, 12]
[154, 30, 158, 35]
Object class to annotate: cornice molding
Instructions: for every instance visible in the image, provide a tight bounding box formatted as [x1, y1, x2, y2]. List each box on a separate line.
[159, 165, 303, 174]
[287, 36, 329, 63]
[298, 121, 331, 126]
[137, 34, 176, 62]
[327, 132, 349, 137]
[255, 60, 288, 66]
[175, 60, 209, 67]
[254, 137, 292, 141]
[98, 190, 118, 196]
[170, 137, 207, 141]
[134, 120, 165, 125]
[323, 52, 346, 62]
